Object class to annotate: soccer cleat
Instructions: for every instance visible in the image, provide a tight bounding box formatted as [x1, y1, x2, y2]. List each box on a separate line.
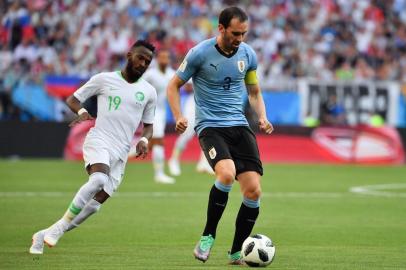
[29, 230, 46, 254]
[196, 160, 215, 175]
[193, 234, 215, 262]
[228, 251, 244, 265]
[43, 223, 64, 247]
[154, 173, 175, 184]
[168, 158, 181, 176]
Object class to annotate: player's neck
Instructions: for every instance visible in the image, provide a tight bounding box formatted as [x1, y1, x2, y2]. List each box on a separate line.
[216, 36, 235, 55]
[158, 65, 166, 73]
[121, 69, 140, 84]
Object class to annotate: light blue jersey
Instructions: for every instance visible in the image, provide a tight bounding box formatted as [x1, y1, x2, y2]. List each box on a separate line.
[176, 37, 258, 135]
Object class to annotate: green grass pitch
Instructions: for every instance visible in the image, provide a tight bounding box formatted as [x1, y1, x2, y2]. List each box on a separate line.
[0, 160, 405, 269]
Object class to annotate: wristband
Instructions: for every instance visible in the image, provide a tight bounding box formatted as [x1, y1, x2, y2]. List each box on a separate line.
[78, 108, 88, 115]
[139, 137, 149, 145]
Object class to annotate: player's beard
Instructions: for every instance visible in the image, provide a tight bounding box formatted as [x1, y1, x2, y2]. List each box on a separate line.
[125, 60, 145, 81]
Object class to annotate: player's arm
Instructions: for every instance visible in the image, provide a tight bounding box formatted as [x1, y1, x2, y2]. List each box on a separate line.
[134, 123, 153, 159]
[167, 75, 188, 133]
[245, 71, 273, 134]
[66, 95, 94, 127]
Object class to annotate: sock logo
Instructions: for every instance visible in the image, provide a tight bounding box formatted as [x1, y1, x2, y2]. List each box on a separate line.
[208, 147, 217, 159]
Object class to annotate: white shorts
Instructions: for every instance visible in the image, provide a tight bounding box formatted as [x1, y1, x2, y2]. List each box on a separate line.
[83, 138, 126, 196]
[152, 106, 166, 138]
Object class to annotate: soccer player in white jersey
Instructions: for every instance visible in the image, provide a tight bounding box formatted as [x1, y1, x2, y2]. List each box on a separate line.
[29, 40, 157, 255]
[168, 82, 214, 176]
[142, 49, 176, 184]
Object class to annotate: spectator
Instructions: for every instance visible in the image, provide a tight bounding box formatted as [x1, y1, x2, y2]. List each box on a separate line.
[320, 94, 346, 126]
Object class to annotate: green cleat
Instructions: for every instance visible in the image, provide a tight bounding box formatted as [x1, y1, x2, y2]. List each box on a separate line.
[228, 251, 244, 265]
[193, 235, 215, 262]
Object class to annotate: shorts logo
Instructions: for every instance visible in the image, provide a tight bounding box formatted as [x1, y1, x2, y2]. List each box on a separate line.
[238, 60, 245, 72]
[208, 147, 217, 160]
[135, 92, 145, 101]
[179, 59, 187, 72]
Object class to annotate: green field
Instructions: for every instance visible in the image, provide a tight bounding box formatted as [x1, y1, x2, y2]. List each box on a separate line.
[0, 160, 405, 269]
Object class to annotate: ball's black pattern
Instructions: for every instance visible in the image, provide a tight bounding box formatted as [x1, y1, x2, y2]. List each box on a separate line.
[244, 241, 255, 256]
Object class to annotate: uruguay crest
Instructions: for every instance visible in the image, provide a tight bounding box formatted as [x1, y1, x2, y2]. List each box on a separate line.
[238, 60, 245, 72]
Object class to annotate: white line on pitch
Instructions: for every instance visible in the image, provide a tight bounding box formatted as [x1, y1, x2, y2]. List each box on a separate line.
[0, 191, 345, 198]
[350, 183, 406, 198]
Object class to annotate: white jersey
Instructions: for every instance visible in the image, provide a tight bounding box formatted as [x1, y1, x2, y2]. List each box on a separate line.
[74, 71, 157, 160]
[143, 66, 175, 108]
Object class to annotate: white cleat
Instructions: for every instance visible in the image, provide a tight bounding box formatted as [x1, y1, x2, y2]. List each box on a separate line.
[29, 230, 46, 254]
[44, 223, 64, 247]
[196, 161, 215, 175]
[154, 173, 176, 184]
[168, 158, 181, 176]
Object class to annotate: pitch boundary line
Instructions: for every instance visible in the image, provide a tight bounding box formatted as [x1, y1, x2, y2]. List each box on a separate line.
[349, 183, 406, 198]
[0, 191, 345, 199]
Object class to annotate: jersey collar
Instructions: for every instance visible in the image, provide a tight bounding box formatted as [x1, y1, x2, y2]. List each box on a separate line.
[116, 70, 140, 84]
[215, 43, 239, 58]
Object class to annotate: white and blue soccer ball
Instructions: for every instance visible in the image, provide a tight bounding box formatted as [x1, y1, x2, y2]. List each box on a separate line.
[241, 234, 276, 267]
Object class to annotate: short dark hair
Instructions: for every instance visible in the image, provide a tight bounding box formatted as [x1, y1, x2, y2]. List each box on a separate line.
[218, 6, 248, 29]
[130, 40, 156, 53]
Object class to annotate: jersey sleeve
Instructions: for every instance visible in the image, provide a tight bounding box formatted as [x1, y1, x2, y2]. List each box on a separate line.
[246, 45, 258, 71]
[73, 73, 104, 103]
[175, 48, 201, 82]
[142, 88, 157, 124]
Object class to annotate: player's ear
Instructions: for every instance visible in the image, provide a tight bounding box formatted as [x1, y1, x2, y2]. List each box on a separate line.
[218, 23, 225, 34]
[126, 51, 132, 60]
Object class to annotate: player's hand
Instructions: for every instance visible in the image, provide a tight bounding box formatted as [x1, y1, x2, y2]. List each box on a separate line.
[258, 118, 274, 134]
[135, 140, 148, 159]
[175, 116, 188, 134]
[69, 112, 94, 127]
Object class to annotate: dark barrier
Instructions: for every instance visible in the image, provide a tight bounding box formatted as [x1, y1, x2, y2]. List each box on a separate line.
[0, 121, 70, 157]
[398, 128, 406, 152]
[1, 121, 405, 161]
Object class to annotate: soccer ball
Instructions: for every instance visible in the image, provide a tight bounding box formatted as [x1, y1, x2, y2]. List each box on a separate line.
[241, 234, 275, 267]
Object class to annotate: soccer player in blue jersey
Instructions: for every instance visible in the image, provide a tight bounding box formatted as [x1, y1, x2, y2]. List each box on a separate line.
[167, 6, 273, 265]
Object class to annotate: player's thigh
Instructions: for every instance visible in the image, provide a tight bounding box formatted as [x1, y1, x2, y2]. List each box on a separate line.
[152, 107, 166, 138]
[237, 171, 262, 200]
[198, 127, 235, 183]
[232, 127, 263, 177]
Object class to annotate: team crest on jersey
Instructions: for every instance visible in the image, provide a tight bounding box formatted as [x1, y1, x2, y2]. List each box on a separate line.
[135, 92, 145, 101]
[208, 147, 217, 160]
[237, 60, 245, 72]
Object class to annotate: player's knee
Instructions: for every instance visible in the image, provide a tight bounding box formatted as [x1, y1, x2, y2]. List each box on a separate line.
[94, 190, 110, 204]
[89, 172, 109, 190]
[216, 171, 235, 185]
[244, 187, 261, 201]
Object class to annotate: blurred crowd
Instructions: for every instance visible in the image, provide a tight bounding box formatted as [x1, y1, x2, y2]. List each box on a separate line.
[1, 0, 406, 120]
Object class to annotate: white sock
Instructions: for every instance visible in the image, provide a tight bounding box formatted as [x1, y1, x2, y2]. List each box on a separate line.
[71, 172, 108, 208]
[152, 145, 165, 175]
[59, 172, 108, 231]
[66, 199, 101, 231]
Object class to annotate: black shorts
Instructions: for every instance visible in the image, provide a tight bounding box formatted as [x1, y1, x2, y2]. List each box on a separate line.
[198, 126, 263, 176]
